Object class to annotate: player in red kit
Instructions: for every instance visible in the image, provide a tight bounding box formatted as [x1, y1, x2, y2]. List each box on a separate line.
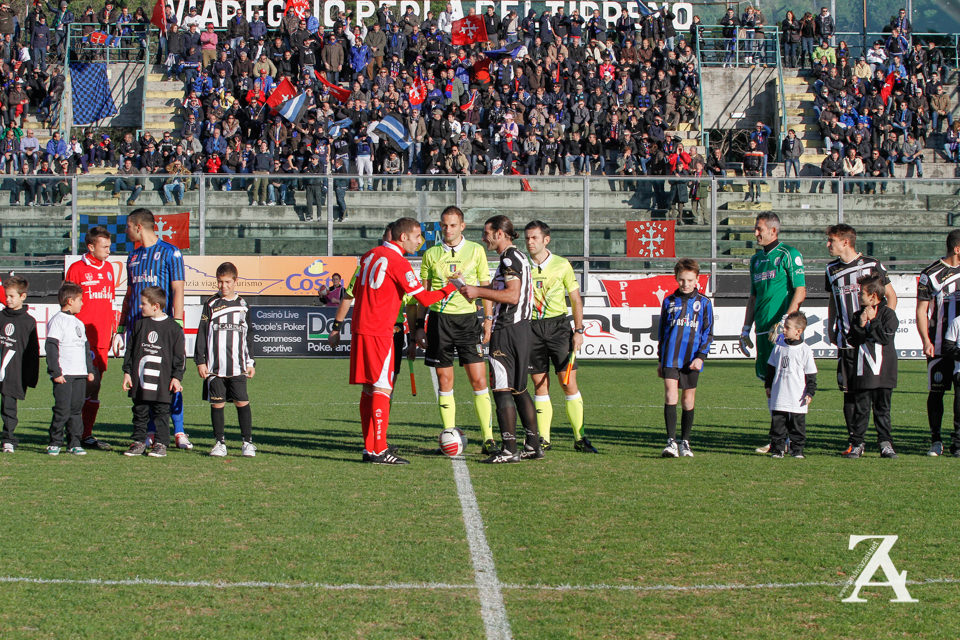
[65, 226, 117, 451]
[347, 217, 461, 464]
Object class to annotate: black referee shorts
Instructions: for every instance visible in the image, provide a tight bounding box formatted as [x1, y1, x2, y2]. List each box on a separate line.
[488, 321, 531, 392]
[425, 311, 484, 368]
[529, 316, 575, 375]
[393, 324, 405, 381]
[203, 375, 249, 404]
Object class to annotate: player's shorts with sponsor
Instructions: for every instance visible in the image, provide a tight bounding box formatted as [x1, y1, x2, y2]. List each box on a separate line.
[425, 311, 484, 368]
[488, 321, 531, 392]
[836, 348, 857, 392]
[529, 316, 575, 375]
[350, 333, 396, 390]
[203, 375, 249, 403]
[927, 356, 954, 392]
[661, 366, 700, 389]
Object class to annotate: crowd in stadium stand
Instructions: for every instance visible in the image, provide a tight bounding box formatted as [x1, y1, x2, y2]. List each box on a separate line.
[0, 2, 952, 212]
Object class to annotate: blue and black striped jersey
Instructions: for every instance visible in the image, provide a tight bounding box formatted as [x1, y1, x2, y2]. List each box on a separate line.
[125, 240, 185, 325]
[657, 290, 715, 368]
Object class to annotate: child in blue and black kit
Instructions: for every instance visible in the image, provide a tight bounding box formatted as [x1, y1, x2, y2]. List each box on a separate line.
[657, 258, 714, 458]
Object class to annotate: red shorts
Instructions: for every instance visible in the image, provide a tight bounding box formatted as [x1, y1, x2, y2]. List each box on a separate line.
[92, 347, 109, 373]
[349, 334, 395, 390]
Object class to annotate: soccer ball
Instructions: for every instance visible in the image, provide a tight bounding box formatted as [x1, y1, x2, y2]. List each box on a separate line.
[438, 428, 467, 457]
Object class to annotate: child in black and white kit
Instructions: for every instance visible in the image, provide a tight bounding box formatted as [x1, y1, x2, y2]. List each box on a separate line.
[122, 286, 185, 458]
[46, 282, 95, 456]
[0, 276, 39, 453]
[844, 274, 899, 459]
[765, 311, 817, 458]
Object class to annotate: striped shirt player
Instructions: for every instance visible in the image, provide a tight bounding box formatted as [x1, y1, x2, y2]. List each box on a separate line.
[194, 270, 257, 456]
[916, 233, 960, 455]
[656, 261, 714, 458]
[120, 211, 190, 448]
[123, 240, 185, 327]
[350, 218, 459, 464]
[195, 294, 254, 378]
[657, 289, 715, 374]
[826, 253, 891, 376]
[459, 216, 540, 462]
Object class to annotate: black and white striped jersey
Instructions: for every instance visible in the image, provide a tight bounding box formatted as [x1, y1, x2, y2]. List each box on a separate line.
[491, 246, 532, 329]
[825, 254, 890, 348]
[194, 294, 255, 377]
[918, 259, 960, 356]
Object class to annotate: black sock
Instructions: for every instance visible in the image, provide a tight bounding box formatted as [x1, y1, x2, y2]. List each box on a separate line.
[514, 390, 539, 446]
[237, 404, 253, 442]
[493, 390, 517, 454]
[842, 392, 856, 437]
[928, 392, 945, 442]
[211, 406, 225, 442]
[680, 408, 694, 442]
[664, 404, 677, 440]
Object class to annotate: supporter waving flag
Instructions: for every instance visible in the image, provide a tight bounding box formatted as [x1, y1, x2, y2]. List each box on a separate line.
[880, 72, 897, 106]
[408, 75, 427, 107]
[374, 115, 412, 150]
[452, 16, 487, 45]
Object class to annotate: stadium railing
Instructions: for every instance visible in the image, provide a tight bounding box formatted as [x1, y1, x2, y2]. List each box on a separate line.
[697, 25, 780, 68]
[3, 174, 950, 288]
[66, 23, 147, 64]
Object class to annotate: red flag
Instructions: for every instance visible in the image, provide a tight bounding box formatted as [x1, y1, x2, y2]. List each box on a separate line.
[471, 57, 492, 84]
[135, 212, 190, 250]
[599, 275, 709, 307]
[408, 76, 427, 106]
[452, 16, 487, 45]
[87, 31, 108, 45]
[880, 72, 897, 106]
[151, 0, 167, 35]
[315, 71, 351, 103]
[284, 0, 310, 20]
[625, 221, 675, 258]
[266, 77, 297, 111]
[509, 166, 532, 192]
[460, 89, 477, 112]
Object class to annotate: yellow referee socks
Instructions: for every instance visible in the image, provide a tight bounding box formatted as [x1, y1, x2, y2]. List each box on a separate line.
[438, 390, 456, 430]
[566, 392, 585, 440]
[473, 389, 494, 443]
[534, 395, 553, 443]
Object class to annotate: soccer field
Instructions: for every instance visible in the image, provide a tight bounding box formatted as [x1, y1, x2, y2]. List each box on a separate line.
[0, 358, 957, 639]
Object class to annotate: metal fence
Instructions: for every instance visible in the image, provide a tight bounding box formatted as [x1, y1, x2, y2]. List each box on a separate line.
[2, 173, 956, 291]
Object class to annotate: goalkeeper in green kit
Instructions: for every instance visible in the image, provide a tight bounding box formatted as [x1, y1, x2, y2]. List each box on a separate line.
[740, 213, 807, 453]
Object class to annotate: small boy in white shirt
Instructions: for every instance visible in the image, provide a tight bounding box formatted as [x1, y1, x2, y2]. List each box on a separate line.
[764, 311, 817, 458]
[46, 282, 94, 455]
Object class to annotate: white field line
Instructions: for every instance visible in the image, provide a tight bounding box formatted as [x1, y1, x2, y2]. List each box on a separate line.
[451, 457, 513, 640]
[0, 575, 956, 592]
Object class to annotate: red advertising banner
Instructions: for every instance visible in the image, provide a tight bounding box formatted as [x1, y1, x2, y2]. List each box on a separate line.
[600, 275, 709, 308]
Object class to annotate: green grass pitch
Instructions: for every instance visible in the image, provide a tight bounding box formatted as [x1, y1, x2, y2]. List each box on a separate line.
[0, 358, 957, 639]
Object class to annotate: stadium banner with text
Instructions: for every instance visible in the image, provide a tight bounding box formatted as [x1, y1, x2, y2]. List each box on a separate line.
[579, 305, 924, 360]
[249, 306, 352, 358]
[164, 0, 693, 31]
[65, 256, 358, 297]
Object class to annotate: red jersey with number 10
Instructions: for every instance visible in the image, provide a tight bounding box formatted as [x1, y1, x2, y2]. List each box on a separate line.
[65, 254, 117, 350]
[352, 241, 457, 337]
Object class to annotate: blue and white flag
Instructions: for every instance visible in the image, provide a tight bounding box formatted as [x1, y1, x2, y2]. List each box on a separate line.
[635, 0, 654, 17]
[106, 35, 122, 48]
[70, 62, 118, 125]
[327, 117, 353, 138]
[484, 41, 523, 60]
[373, 115, 411, 151]
[277, 92, 308, 124]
